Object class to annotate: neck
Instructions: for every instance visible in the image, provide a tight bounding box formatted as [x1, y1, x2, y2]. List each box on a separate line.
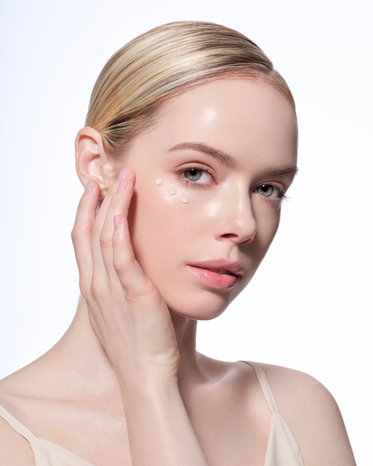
[48, 297, 202, 402]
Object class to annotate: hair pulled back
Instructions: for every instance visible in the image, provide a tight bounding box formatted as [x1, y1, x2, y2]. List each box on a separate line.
[86, 21, 295, 157]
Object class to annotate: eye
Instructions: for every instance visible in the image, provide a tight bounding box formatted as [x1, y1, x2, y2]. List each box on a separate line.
[256, 184, 282, 198]
[185, 168, 202, 181]
[183, 168, 212, 184]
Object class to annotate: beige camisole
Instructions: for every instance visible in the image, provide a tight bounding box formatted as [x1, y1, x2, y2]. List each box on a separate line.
[0, 361, 304, 465]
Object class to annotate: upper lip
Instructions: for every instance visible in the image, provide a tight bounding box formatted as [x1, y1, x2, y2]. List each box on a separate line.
[187, 259, 244, 277]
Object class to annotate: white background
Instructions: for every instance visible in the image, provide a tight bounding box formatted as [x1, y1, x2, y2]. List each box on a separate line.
[0, 0, 372, 464]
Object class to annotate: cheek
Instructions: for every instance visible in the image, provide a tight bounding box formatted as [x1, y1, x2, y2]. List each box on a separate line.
[228, 204, 281, 300]
[128, 177, 202, 273]
[252, 199, 281, 257]
[259, 206, 281, 237]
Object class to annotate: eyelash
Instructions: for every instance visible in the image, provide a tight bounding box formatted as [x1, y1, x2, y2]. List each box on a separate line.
[175, 166, 288, 201]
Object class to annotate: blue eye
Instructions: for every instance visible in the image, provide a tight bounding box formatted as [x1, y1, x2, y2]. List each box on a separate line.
[177, 167, 213, 187]
[184, 168, 203, 182]
[256, 184, 279, 198]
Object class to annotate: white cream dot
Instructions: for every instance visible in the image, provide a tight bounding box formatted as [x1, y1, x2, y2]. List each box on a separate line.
[169, 189, 176, 195]
[181, 197, 189, 204]
[155, 179, 162, 185]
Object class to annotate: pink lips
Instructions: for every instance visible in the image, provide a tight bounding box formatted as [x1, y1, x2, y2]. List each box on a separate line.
[186, 260, 244, 290]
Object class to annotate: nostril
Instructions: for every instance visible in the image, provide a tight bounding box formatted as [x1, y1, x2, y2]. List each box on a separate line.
[220, 231, 256, 245]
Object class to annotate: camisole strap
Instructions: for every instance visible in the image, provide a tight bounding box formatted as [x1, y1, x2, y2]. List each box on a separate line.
[240, 361, 279, 414]
[0, 405, 35, 443]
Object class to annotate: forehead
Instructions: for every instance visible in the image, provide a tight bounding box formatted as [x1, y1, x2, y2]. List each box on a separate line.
[150, 78, 298, 167]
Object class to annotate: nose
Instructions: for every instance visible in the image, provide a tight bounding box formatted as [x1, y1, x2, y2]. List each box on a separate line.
[214, 191, 257, 246]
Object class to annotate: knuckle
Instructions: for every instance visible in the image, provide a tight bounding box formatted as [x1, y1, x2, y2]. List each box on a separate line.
[91, 277, 106, 300]
[71, 226, 86, 243]
[113, 254, 135, 272]
[78, 276, 83, 289]
[99, 231, 112, 248]
[78, 276, 90, 295]
[134, 281, 159, 304]
[91, 222, 102, 238]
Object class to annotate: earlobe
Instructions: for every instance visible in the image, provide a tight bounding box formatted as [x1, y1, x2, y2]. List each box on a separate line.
[75, 127, 115, 196]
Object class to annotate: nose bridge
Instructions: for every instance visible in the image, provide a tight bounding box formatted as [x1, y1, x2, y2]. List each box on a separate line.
[215, 183, 257, 244]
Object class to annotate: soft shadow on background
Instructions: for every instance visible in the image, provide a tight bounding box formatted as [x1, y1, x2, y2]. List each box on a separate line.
[0, 1, 372, 464]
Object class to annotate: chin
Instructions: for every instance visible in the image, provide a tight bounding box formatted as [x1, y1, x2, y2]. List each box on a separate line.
[163, 285, 241, 321]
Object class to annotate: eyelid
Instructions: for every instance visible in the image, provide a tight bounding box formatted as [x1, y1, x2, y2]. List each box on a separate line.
[174, 160, 215, 172]
[255, 180, 285, 191]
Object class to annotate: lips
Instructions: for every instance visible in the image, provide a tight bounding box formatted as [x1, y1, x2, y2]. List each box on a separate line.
[186, 260, 244, 290]
[204, 268, 235, 275]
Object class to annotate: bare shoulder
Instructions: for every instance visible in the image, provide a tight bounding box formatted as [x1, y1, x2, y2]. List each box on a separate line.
[0, 368, 38, 466]
[0, 415, 36, 466]
[257, 362, 356, 466]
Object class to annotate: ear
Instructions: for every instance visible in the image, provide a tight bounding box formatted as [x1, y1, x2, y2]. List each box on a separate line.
[75, 127, 116, 197]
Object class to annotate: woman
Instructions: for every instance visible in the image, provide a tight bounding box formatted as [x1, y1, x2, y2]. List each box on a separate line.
[0, 21, 355, 466]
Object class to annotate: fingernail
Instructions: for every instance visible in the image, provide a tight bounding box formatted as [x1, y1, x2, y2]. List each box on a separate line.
[117, 167, 131, 181]
[117, 177, 129, 192]
[114, 215, 122, 229]
[85, 179, 95, 193]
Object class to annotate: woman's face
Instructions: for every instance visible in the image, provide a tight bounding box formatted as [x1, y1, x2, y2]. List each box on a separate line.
[123, 78, 298, 320]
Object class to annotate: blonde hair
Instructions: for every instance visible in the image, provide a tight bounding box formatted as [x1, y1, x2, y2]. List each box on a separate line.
[86, 21, 295, 157]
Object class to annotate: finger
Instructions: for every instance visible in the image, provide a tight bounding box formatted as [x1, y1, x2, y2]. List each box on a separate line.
[112, 214, 151, 297]
[97, 167, 136, 219]
[90, 168, 135, 281]
[98, 175, 135, 285]
[71, 179, 100, 295]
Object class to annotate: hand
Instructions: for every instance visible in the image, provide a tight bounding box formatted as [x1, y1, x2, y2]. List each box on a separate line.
[71, 168, 180, 382]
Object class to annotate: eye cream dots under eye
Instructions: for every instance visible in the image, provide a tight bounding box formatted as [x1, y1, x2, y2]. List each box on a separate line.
[155, 179, 188, 204]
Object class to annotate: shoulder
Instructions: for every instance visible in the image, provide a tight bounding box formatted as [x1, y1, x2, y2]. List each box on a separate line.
[255, 362, 356, 466]
[256, 362, 345, 422]
[0, 372, 37, 466]
[0, 408, 36, 466]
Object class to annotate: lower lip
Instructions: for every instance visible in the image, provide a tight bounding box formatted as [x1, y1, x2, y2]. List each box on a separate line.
[186, 265, 238, 290]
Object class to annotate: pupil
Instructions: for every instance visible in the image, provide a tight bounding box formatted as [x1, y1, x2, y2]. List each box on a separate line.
[260, 185, 273, 197]
[185, 168, 202, 181]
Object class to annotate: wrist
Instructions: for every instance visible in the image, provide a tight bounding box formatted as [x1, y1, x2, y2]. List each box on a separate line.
[118, 372, 180, 413]
[118, 368, 178, 394]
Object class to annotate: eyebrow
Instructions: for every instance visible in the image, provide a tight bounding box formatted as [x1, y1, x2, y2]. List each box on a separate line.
[168, 142, 236, 167]
[168, 141, 298, 177]
[265, 166, 299, 177]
